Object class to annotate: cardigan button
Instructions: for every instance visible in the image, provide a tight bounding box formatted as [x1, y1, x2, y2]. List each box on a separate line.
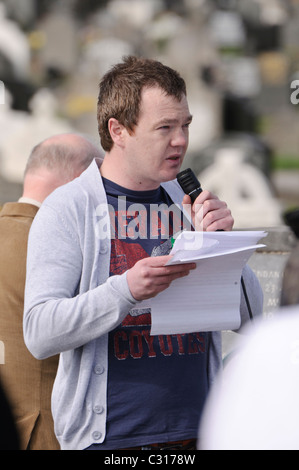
[92, 431, 102, 441]
[94, 364, 104, 375]
[99, 244, 108, 254]
[93, 405, 104, 414]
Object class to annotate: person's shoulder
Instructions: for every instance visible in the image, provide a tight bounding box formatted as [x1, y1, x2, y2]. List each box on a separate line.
[44, 159, 101, 209]
[41, 179, 81, 213]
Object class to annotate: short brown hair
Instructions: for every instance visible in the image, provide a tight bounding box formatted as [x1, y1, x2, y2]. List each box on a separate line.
[97, 55, 187, 151]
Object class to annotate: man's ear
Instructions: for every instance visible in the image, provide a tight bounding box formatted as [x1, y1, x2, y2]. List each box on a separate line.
[108, 118, 126, 147]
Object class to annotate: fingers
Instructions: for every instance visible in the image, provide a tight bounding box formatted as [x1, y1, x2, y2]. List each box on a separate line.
[182, 191, 234, 231]
[127, 256, 196, 301]
[196, 196, 234, 231]
[141, 257, 195, 282]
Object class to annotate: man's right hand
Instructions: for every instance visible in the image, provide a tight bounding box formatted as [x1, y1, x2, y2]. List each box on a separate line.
[126, 255, 196, 301]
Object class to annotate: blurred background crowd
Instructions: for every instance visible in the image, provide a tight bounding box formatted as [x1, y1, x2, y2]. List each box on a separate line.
[0, 0, 299, 229]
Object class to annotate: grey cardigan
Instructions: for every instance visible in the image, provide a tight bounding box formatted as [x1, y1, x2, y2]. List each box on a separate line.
[23, 159, 263, 450]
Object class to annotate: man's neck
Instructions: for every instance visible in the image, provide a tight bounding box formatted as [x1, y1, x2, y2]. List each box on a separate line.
[100, 155, 160, 192]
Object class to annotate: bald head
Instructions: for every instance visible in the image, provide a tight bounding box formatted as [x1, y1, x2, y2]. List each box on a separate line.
[23, 133, 103, 203]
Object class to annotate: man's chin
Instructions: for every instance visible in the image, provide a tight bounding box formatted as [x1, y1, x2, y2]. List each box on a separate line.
[161, 168, 182, 183]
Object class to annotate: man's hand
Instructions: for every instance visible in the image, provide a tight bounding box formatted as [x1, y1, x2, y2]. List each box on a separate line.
[182, 190, 234, 232]
[127, 255, 196, 301]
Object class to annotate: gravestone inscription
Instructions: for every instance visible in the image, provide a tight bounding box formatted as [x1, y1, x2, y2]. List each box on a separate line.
[222, 226, 296, 360]
[248, 227, 296, 316]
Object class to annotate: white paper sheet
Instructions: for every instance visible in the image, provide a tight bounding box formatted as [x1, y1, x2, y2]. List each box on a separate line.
[145, 231, 266, 335]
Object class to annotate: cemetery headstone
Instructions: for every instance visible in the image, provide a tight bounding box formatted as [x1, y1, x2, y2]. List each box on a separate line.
[222, 226, 296, 360]
[248, 227, 296, 316]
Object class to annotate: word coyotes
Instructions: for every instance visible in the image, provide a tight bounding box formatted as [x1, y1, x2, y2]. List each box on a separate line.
[113, 329, 206, 360]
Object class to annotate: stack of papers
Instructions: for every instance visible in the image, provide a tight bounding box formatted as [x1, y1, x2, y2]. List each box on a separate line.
[147, 231, 266, 335]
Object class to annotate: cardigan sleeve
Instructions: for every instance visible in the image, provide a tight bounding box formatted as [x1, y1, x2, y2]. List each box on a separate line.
[23, 203, 137, 360]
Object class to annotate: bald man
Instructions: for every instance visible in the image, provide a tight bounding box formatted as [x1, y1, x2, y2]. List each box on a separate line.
[0, 134, 103, 450]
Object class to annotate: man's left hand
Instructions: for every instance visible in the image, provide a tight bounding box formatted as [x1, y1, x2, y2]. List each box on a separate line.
[182, 190, 234, 231]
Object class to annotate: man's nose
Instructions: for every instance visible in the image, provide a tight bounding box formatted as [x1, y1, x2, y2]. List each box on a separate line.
[171, 128, 188, 147]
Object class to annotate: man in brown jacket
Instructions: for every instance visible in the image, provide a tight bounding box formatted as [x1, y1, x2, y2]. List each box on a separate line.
[0, 133, 103, 449]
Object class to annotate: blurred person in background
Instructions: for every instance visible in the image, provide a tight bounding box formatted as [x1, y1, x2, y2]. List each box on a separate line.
[23, 56, 262, 450]
[0, 133, 103, 450]
[281, 208, 299, 307]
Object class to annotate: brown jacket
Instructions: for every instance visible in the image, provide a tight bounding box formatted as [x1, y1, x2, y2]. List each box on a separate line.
[0, 203, 59, 450]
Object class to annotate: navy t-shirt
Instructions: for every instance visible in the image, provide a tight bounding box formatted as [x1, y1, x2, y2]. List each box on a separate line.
[99, 178, 209, 450]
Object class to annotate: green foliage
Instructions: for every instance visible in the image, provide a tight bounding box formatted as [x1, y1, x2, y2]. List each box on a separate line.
[272, 154, 299, 170]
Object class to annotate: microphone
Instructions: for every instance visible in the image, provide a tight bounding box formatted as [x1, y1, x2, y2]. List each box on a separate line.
[177, 168, 223, 232]
[176, 168, 202, 203]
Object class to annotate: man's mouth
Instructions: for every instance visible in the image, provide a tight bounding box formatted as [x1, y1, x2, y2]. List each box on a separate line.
[167, 155, 181, 161]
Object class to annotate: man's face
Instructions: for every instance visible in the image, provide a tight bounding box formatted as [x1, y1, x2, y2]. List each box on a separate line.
[123, 86, 192, 190]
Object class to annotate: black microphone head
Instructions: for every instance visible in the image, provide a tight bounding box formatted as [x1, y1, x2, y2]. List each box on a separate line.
[176, 168, 202, 202]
